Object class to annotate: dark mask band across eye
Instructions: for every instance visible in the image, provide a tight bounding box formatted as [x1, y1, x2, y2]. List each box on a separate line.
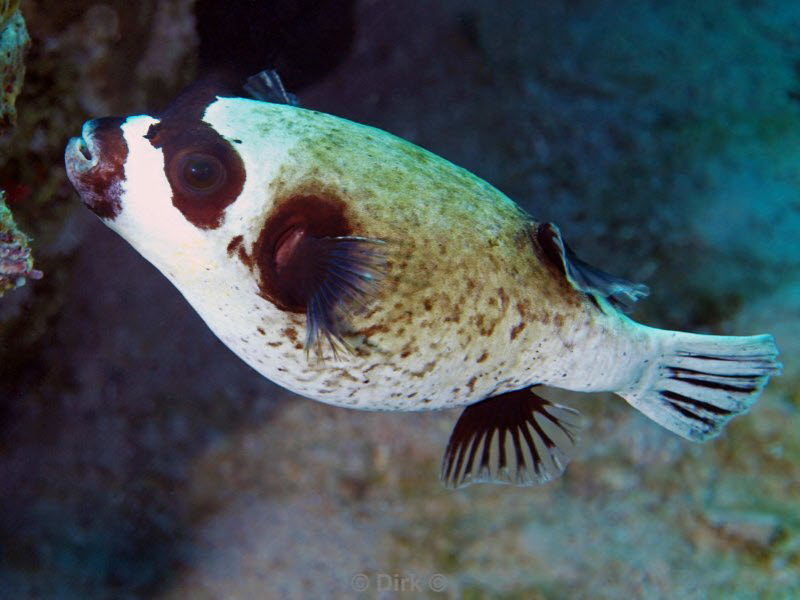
[148, 114, 246, 230]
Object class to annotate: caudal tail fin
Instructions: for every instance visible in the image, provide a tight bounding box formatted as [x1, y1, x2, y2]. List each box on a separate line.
[619, 331, 781, 441]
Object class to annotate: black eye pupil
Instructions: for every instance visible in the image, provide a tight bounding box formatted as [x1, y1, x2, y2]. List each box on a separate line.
[179, 153, 225, 192]
[187, 160, 214, 184]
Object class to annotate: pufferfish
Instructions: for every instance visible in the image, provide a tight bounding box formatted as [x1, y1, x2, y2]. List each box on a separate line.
[65, 71, 781, 488]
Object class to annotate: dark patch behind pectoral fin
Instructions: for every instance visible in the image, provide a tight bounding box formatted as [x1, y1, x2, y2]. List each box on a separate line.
[243, 69, 300, 106]
[440, 389, 581, 489]
[534, 222, 649, 312]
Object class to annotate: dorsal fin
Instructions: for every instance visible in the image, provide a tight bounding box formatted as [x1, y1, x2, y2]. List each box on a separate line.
[532, 222, 649, 312]
[243, 70, 300, 106]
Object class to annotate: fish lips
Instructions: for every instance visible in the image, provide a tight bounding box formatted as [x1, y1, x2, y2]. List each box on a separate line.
[65, 117, 130, 221]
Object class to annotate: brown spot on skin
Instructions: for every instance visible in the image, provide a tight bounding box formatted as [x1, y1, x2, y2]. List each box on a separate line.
[516, 301, 528, 318]
[238, 246, 251, 267]
[68, 117, 128, 220]
[444, 312, 460, 324]
[144, 84, 246, 229]
[423, 298, 433, 311]
[267, 341, 282, 347]
[554, 314, 565, 328]
[284, 327, 298, 342]
[410, 361, 437, 377]
[362, 306, 381, 320]
[466, 376, 478, 393]
[498, 288, 508, 311]
[474, 314, 497, 337]
[257, 327, 266, 335]
[400, 349, 412, 358]
[357, 323, 389, 337]
[337, 370, 359, 383]
[510, 322, 526, 340]
[227, 235, 243, 256]
[476, 351, 488, 363]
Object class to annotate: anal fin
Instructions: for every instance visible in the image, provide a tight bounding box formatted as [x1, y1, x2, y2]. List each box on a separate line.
[440, 389, 581, 489]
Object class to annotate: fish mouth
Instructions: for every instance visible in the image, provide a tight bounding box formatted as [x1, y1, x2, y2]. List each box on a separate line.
[65, 118, 119, 175]
[64, 117, 129, 220]
[65, 134, 96, 176]
[70, 134, 94, 163]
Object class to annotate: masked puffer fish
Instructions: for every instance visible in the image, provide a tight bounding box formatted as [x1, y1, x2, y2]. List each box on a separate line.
[65, 71, 781, 488]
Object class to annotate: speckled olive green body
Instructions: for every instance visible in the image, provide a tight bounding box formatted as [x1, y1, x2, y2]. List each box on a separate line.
[139, 98, 652, 411]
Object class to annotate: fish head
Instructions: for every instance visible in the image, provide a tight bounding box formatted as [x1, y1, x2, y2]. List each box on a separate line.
[63, 88, 268, 286]
[65, 87, 387, 353]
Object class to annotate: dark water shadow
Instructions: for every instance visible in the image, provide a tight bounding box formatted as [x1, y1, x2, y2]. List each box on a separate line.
[0, 219, 285, 597]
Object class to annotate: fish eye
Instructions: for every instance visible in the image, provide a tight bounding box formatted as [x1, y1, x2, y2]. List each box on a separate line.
[174, 152, 226, 194]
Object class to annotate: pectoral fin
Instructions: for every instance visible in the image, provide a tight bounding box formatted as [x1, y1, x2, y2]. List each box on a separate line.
[269, 228, 386, 356]
[302, 235, 387, 355]
[440, 389, 581, 488]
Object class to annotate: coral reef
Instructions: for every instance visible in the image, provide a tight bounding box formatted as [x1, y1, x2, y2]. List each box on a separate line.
[0, 1, 198, 377]
[0, 3, 37, 299]
[0, 191, 40, 295]
[0, 3, 27, 131]
[0, 0, 21, 25]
